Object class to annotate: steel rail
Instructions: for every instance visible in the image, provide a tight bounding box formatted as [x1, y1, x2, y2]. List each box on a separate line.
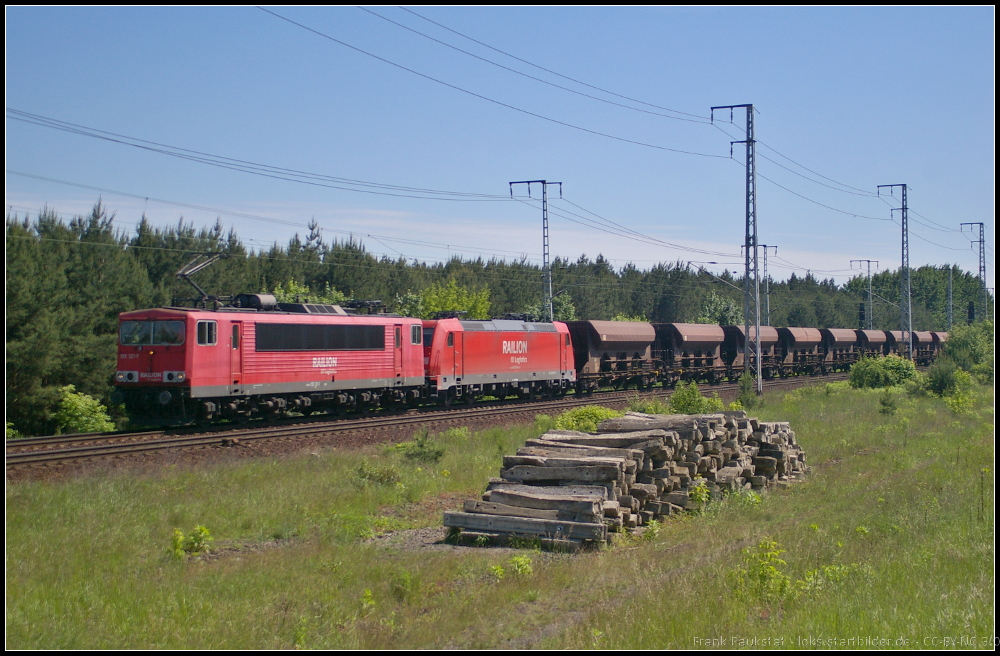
[6, 373, 847, 469]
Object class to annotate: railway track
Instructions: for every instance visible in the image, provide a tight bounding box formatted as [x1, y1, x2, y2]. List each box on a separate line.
[6, 372, 847, 471]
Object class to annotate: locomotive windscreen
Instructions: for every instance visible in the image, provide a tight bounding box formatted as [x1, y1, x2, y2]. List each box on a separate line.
[255, 323, 385, 351]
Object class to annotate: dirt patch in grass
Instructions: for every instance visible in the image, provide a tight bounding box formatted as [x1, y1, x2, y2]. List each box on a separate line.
[378, 491, 467, 522]
[195, 537, 297, 562]
[362, 525, 464, 552]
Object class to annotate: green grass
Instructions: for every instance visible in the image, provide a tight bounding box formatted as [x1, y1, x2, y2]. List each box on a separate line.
[6, 387, 994, 648]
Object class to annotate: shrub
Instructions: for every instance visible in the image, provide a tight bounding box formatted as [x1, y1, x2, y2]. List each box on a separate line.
[388, 429, 445, 463]
[737, 372, 758, 410]
[626, 394, 672, 414]
[796, 563, 865, 596]
[688, 478, 711, 504]
[848, 355, 916, 389]
[507, 555, 533, 576]
[554, 406, 624, 433]
[730, 537, 791, 603]
[357, 460, 402, 486]
[667, 381, 725, 414]
[878, 390, 897, 415]
[170, 525, 214, 559]
[52, 385, 116, 434]
[944, 321, 994, 384]
[390, 569, 419, 603]
[924, 356, 960, 396]
[533, 414, 555, 432]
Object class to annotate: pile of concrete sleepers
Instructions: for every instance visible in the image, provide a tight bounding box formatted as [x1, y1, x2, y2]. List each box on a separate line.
[443, 410, 809, 549]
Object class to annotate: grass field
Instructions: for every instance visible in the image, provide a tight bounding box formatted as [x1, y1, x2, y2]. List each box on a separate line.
[6, 382, 994, 649]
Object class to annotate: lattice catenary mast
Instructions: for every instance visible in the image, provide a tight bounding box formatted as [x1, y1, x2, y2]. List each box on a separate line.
[961, 222, 987, 322]
[851, 259, 878, 331]
[878, 184, 911, 359]
[712, 104, 761, 393]
[510, 180, 562, 322]
[761, 245, 776, 326]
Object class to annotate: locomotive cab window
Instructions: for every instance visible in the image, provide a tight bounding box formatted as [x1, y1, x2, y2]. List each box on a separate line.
[394, 326, 402, 348]
[447, 333, 454, 347]
[411, 324, 422, 345]
[232, 324, 240, 350]
[197, 321, 218, 346]
[120, 320, 185, 345]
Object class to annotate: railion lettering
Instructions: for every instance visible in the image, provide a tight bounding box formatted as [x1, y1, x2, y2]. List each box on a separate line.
[502, 340, 528, 355]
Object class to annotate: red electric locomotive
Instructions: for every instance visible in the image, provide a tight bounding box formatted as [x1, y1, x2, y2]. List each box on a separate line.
[423, 318, 575, 403]
[113, 295, 425, 423]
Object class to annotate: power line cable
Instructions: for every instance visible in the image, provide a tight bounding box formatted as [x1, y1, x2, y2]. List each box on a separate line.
[406, 5, 912, 207]
[398, 6, 711, 122]
[358, 6, 709, 124]
[257, 7, 727, 159]
[894, 219, 976, 252]
[7, 109, 516, 203]
[712, 122, 879, 198]
[7, 168, 747, 266]
[526, 199, 740, 259]
[5, 170, 552, 261]
[550, 198, 740, 258]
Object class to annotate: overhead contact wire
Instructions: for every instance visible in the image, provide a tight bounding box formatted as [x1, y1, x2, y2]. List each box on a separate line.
[257, 7, 727, 159]
[398, 6, 711, 121]
[359, 6, 710, 124]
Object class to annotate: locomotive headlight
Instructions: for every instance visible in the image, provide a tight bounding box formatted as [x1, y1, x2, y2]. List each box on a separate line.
[116, 371, 138, 383]
[116, 372, 126, 382]
[164, 371, 186, 383]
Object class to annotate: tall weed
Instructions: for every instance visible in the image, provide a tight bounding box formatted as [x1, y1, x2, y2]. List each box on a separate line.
[554, 406, 624, 433]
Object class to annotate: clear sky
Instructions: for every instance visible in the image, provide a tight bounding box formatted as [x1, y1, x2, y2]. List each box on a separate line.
[5, 7, 995, 290]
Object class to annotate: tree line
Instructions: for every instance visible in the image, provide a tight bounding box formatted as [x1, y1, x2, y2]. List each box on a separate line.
[5, 202, 991, 435]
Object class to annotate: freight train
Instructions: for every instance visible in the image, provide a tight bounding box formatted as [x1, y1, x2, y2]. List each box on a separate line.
[112, 294, 947, 424]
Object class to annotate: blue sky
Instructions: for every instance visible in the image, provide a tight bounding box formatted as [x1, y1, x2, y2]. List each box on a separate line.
[6, 7, 995, 289]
